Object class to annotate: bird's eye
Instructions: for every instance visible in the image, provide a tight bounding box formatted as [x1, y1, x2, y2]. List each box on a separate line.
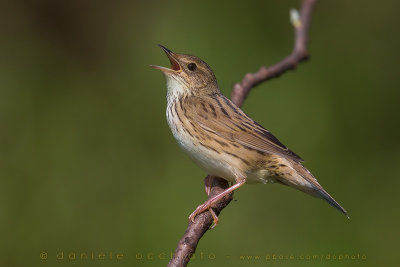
[187, 63, 197, 71]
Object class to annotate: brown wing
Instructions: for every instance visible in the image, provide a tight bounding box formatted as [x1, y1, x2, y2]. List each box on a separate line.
[190, 95, 303, 163]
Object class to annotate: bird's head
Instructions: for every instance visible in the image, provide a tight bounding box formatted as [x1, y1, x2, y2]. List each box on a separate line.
[152, 45, 219, 98]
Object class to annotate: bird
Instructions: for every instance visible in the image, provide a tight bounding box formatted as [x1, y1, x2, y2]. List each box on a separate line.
[151, 45, 348, 226]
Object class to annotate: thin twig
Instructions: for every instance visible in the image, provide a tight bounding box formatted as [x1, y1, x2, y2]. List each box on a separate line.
[167, 1, 317, 266]
[231, 0, 316, 107]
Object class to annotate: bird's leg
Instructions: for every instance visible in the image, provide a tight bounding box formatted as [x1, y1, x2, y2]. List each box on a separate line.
[204, 176, 221, 228]
[189, 178, 246, 226]
[208, 207, 219, 228]
[203, 176, 218, 226]
[204, 175, 213, 196]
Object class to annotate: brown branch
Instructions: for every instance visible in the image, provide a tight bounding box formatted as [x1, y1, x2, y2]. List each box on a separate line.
[231, 0, 316, 107]
[167, 176, 232, 266]
[167, 1, 317, 266]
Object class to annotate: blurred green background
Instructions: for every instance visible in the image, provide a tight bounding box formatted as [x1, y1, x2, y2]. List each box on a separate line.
[1, 0, 399, 266]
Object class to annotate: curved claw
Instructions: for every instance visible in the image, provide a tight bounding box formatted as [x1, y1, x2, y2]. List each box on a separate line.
[188, 203, 208, 223]
[204, 176, 213, 196]
[188, 204, 219, 228]
[208, 208, 219, 228]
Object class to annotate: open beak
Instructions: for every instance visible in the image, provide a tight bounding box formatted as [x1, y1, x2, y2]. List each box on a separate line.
[150, 45, 182, 73]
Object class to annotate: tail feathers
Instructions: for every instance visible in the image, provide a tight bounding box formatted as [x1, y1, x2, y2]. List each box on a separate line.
[291, 163, 349, 218]
[313, 187, 349, 218]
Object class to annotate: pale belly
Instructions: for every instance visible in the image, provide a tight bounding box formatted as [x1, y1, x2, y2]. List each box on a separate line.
[177, 131, 239, 183]
[167, 117, 278, 184]
[167, 119, 240, 183]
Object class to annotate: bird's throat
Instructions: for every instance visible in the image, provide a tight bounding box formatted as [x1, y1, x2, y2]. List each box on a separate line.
[165, 75, 189, 106]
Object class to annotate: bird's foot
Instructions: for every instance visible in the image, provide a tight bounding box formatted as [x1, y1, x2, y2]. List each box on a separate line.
[189, 178, 246, 228]
[188, 200, 219, 227]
